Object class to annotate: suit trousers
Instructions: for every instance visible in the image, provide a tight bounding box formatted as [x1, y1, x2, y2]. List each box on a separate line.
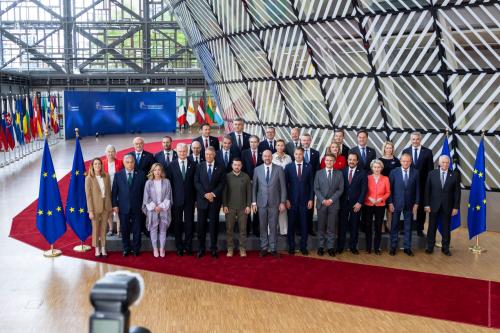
[247, 212, 260, 237]
[338, 205, 361, 251]
[365, 206, 385, 251]
[119, 212, 142, 252]
[391, 210, 413, 250]
[287, 205, 308, 252]
[258, 206, 279, 251]
[317, 204, 339, 250]
[91, 211, 109, 248]
[427, 207, 452, 251]
[225, 208, 248, 250]
[197, 202, 221, 252]
[172, 204, 195, 252]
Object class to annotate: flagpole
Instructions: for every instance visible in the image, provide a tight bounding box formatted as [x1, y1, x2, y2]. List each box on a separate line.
[71, 128, 91, 253]
[469, 130, 487, 255]
[43, 244, 62, 258]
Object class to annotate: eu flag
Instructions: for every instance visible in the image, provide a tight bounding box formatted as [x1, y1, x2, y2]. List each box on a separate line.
[438, 136, 461, 233]
[65, 137, 92, 242]
[467, 139, 486, 239]
[36, 140, 66, 244]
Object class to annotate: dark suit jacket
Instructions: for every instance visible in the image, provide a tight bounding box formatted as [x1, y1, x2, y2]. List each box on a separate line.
[348, 146, 376, 172]
[129, 150, 155, 177]
[241, 148, 261, 179]
[229, 131, 250, 154]
[424, 169, 461, 214]
[166, 158, 196, 207]
[285, 140, 301, 159]
[194, 161, 227, 210]
[388, 167, 420, 211]
[304, 148, 320, 173]
[154, 150, 178, 172]
[284, 162, 314, 206]
[192, 135, 220, 154]
[188, 154, 205, 164]
[258, 139, 276, 155]
[341, 167, 368, 206]
[215, 147, 241, 173]
[341, 144, 350, 160]
[111, 169, 146, 214]
[402, 146, 434, 194]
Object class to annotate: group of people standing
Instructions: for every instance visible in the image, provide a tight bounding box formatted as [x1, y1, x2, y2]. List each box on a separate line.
[84, 118, 461, 259]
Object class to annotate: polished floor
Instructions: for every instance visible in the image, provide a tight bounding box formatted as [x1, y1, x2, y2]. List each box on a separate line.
[0, 133, 499, 333]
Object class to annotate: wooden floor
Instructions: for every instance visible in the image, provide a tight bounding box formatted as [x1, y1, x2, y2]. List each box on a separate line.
[0, 133, 498, 333]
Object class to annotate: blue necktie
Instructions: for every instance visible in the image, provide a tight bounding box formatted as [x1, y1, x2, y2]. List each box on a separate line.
[404, 170, 408, 188]
[266, 167, 270, 184]
[208, 164, 212, 182]
[305, 150, 310, 164]
[361, 148, 366, 163]
[136, 153, 141, 165]
[224, 151, 229, 167]
[413, 148, 418, 164]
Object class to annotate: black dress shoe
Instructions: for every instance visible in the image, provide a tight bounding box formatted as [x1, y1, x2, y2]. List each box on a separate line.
[308, 231, 317, 236]
[176, 250, 184, 256]
[404, 249, 415, 257]
[259, 250, 267, 257]
[351, 249, 359, 255]
[301, 249, 309, 256]
[211, 250, 218, 258]
[389, 249, 396, 256]
[185, 249, 193, 256]
[122, 250, 129, 257]
[327, 249, 335, 257]
[132, 251, 139, 257]
[367, 249, 372, 254]
[374, 250, 381, 255]
[288, 249, 295, 256]
[317, 248, 324, 256]
[425, 248, 433, 254]
[196, 251, 205, 258]
[417, 230, 425, 237]
[271, 251, 279, 258]
[442, 249, 452, 256]
[336, 249, 343, 255]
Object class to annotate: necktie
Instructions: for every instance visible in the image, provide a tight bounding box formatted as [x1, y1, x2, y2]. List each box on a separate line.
[295, 141, 298, 148]
[441, 172, 446, 188]
[305, 150, 310, 163]
[195, 156, 199, 163]
[224, 151, 229, 166]
[266, 167, 270, 184]
[205, 138, 208, 148]
[268, 140, 273, 150]
[328, 170, 332, 182]
[136, 153, 141, 165]
[349, 169, 353, 184]
[414, 149, 418, 164]
[181, 161, 186, 180]
[361, 148, 366, 163]
[127, 172, 132, 186]
[252, 150, 256, 166]
[297, 164, 302, 180]
[208, 164, 212, 182]
[238, 135, 242, 149]
[165, 152, 170, 163]
[404, 170, 408, 188]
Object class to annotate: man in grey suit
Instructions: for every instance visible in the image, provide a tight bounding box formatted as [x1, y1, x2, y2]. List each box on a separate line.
[285, 127, 301, 159]
[252, 150, 287, 257]
[314, 153, 344, 257]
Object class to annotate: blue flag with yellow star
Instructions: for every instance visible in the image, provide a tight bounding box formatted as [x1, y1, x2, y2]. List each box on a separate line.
[65, 137, 92, 241]
[438, 136, 461, 233]
[36, 140, 66, 244]
[467, 138, 486, 239]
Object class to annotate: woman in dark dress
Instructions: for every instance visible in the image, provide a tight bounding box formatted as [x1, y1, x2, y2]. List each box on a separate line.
[379, 141, 400, 233]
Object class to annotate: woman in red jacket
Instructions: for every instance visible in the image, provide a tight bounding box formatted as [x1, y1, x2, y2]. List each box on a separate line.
[364, 159, 390, 255]
[101, 144, 123, 236]
[320, 142, 347, 170]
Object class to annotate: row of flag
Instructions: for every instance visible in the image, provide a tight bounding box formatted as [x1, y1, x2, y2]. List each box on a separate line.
[0, 94, 60, 151]
[36, 134, 487, 248]
[177, 97, 224, 127]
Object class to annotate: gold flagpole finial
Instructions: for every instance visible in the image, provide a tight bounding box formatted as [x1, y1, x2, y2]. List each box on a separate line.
[75, 128, 80, 139]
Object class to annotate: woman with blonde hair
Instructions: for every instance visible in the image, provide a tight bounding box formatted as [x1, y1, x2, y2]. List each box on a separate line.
[102, 144, 123, 236]
[320, 141, 347, 170]
[85, 157, 112, 257]
[142, 163, 172, 257]
[379, 141, 400, 233]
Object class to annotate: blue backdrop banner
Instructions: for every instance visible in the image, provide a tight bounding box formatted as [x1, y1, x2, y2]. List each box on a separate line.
[64, 91, 176, 139]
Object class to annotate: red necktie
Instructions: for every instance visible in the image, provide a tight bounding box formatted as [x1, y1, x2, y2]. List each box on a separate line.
[205, 138, 208, 148]
[252, 150, 256, 166]
[349, 169, 353, 184]
[298, 164, 302, 180]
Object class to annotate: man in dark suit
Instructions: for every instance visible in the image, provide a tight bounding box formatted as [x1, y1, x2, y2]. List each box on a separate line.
[258, 127, 277, 155]
[424, 155, 461, 256]
[334, 129, 350, 159]
[285, 127, 301, 159]
[402, 131, 434, 237]
[284, 147, 314, 255]
[166, 143, 196, 256]
[348, 129, 376, 172]
[215, 135, 240, 173]
[241, 135, 261, 237]
[188, 140, 205, 164]
[112, 155, 146, 257]
[301, 133, 320, 236]
[130, 136, 155, 176]
[192, 123, 220, 155]
[194, 146, 226, 258]
[337, 152, 367, 254]
[388, 153, 420, 256]
[154, 135, 178, 171]
[229, 117, 250, 154]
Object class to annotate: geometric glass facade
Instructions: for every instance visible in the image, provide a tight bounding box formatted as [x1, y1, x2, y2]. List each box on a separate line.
[169, 0, 499, 190]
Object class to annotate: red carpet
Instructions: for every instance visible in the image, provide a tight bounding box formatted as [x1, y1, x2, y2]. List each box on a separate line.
[9, 139, 500, 329]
